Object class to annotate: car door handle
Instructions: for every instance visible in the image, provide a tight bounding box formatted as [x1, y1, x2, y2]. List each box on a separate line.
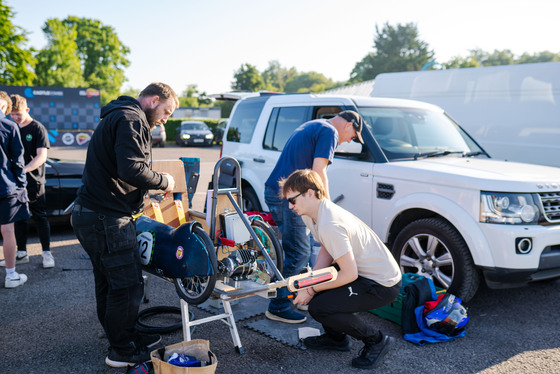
[253, 158, 265, 163]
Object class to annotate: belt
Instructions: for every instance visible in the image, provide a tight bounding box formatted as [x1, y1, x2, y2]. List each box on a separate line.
[75, 203, 143, 221]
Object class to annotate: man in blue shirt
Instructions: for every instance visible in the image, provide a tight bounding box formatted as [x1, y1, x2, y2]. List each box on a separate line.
[264, 110, 364, 323]
[0, 91, 30, 289]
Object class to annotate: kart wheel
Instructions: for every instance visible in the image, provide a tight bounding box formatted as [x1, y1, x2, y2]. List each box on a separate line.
[173, 225, 217, 305]
[249, 218, 283, 280]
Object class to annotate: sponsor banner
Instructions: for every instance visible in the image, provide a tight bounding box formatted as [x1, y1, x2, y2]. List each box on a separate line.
[48, 129, 93, 147]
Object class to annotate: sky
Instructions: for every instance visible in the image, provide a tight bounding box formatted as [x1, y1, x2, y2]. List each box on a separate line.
[6, 0, 559, 96]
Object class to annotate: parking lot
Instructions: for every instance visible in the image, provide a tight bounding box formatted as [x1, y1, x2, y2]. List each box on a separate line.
[1, 145, 560, 373]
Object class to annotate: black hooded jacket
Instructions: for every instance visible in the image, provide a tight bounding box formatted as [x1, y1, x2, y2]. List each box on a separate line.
[77, 96, 168, 217]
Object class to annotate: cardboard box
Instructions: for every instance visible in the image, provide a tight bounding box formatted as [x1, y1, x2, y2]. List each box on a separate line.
[150, 159, 187, 193]
[143, 195, 190, 228]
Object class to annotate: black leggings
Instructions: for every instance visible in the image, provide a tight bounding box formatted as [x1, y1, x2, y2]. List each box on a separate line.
[15, 193, 51, 252]
[308, 277, 401, 341]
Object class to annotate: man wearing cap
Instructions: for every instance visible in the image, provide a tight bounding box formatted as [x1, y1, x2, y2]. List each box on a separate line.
[264, 110, 364, 323]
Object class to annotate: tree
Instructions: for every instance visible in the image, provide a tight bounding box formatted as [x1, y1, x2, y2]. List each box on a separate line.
[64, 17, 130, 103]
[231, 63, 265, 91]
[34, 16, 130, 103]
[0, 1, 36, 85]
[284, 71, 334, 93]
[444, 55, 481, 69]
[517, 51, 560, 64]
[350, 22, 434, 83]
[262, 60, 297, 91]
[34, 19, 84, 87]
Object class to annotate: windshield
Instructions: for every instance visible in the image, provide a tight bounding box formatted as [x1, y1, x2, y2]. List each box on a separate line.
[181, 122, 207, 130]
[358, 106, 486, 161]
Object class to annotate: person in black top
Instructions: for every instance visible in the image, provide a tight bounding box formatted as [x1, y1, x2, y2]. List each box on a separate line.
[71, 83, 178, 368]
[8, 94, 53, 268]
[0, 91, 30, 288]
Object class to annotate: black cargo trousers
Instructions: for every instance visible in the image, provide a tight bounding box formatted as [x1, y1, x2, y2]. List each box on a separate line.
[308, 276, 401, 341]
[72, 204, 144, 355]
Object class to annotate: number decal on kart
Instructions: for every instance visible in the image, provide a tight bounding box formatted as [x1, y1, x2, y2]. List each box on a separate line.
[137, 231, 154, 266]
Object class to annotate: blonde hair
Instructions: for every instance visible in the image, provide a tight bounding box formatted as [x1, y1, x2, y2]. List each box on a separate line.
[10, 94, 27, 112]
[0, 91, 12, 114]
[280, 169, 326, 200]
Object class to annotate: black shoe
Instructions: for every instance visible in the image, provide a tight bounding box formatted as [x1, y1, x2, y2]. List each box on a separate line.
[105, 347, 151, 368]
[351, 335, 395, 369]
[303, 333, 352, 351]
[138, 333, 162, 349]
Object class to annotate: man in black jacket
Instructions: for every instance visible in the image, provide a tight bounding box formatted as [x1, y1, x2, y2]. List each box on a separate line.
[71, 83, 178, 368]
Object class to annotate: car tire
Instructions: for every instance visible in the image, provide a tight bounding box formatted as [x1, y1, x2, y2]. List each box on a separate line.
[242, 186, 262, 212]
[391, 217, 480, 302]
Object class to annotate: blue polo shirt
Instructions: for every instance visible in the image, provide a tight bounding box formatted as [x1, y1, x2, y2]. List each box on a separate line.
[265, 119, 338, 194]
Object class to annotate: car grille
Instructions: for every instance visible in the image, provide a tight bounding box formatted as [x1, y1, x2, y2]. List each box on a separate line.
[539, 192, 560, 222]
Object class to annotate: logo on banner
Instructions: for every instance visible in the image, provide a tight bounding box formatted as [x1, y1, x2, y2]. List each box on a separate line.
[61, 133, 75, 145]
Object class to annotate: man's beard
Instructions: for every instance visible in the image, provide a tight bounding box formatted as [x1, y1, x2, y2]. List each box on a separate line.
[144, 107, 159, 129]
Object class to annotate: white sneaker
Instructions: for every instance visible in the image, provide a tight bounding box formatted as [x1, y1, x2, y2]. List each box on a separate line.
[297, 304, 309, 311]
[5, 272, 28, 288]
[42, 252, 55, 268]
[0, 251, 29, 267]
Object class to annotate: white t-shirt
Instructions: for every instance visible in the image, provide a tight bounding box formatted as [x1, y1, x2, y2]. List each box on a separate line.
[302, 199, 401, 287]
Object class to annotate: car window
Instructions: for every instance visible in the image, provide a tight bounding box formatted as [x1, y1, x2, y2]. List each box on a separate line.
[263, 106, 308, 151]
[227, 97, 269, 143]
[182, 122, 207, 130]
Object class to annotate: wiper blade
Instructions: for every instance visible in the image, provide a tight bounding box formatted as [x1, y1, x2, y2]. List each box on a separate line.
[462, 151, 490, 158]
[414, 150, 463, 160]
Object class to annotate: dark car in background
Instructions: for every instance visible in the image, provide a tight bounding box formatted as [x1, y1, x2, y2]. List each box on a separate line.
[151, 124, 167, 147]
[175, 120, 214, 146]
[213, 119, 227, 145]
[45, 158, 84, 223]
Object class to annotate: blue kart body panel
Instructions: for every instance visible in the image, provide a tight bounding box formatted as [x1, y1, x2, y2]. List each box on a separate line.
[135, 215, 214, 279]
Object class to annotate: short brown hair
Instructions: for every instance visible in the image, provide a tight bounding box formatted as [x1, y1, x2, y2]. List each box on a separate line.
[280, 169, 326, 200]
[10, 94, 27, 112]
[139, 82, 179, 108]
[0, 91, 12, 114]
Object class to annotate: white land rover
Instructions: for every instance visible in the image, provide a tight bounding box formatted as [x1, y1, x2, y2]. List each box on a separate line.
[220, 92, 560, 301]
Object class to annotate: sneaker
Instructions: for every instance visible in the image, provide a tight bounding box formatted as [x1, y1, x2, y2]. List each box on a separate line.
[138, 333, 162, 349]
[0, 251, 29, 267]
[105, 347, 150, 368]
[5, 272, 28, 288]
[303, 333, 352, 351]
[296, 303, 309, 311]
[265, 309, 307, 324]
[42, 251, 55, 268]
[351, 334, 395, 369]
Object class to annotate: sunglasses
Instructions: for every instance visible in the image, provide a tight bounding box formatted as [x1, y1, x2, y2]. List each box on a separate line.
[286, 191, 304, 205]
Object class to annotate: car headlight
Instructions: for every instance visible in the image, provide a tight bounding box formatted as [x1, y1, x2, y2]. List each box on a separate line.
[205, 133, 214, 139]
[181, 134, 191, 139]
[480, 192, 542, 224]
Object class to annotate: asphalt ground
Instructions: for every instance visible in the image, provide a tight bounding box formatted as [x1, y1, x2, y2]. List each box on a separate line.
[1, 145, 560, 373]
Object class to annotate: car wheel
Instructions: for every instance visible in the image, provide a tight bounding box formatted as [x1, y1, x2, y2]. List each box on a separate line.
[242, 186, 262, 212]
[391, 217, 479, 302]
[160, 142, 165, 148]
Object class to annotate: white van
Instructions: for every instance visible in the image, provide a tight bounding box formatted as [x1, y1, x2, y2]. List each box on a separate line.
[370, 62, 560, 167]
[220, 92, 560, 302]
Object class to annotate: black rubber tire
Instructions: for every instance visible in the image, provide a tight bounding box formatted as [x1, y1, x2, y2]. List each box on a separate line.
[391, 217, 480, 302]
[249, 218, 283, 279]
[173, 225, 217, 305]
[136, 306, 187, 334]
[243, 186, 262, 212]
